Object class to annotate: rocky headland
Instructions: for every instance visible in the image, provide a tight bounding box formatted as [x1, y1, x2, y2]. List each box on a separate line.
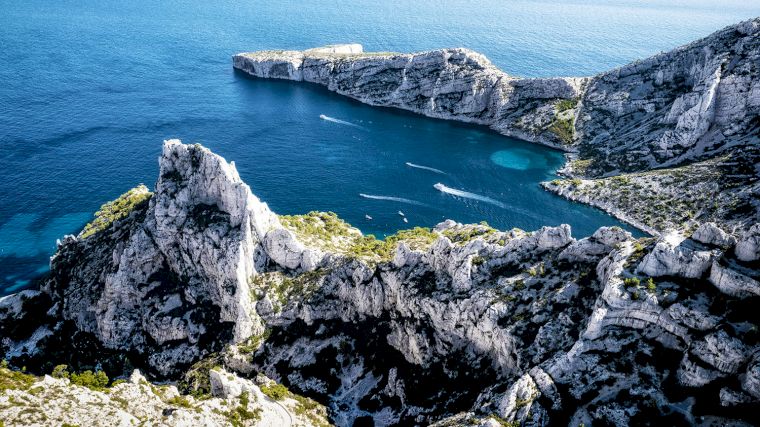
[234, 18, 760, 237]
[1, 140, 759, 426]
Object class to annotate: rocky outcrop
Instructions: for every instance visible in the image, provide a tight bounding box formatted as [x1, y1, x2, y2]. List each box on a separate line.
[709, 259, 760, 298]
[736, 223, 760, 262]
[38, 140, 321, 377]
[692, 222, 736, 248]
[0, 365, 328, 427]
[636, 241, 713, 278]
[1, 141, 759, 426]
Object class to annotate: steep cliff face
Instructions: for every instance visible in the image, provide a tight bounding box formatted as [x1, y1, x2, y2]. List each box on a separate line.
[233, 46, 587, 150]
[576, 18, 760, 175]
[1, 141, 758, 426]
[38, 140, 320, 377]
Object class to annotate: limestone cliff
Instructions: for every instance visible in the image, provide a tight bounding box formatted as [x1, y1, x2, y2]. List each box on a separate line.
[1, 141, 758, 426]
[233, 45, 587, 150]
[233, 18, 760, 236]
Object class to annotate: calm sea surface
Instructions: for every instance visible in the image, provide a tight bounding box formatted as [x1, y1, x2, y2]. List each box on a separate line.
[1, 0, 758, 294]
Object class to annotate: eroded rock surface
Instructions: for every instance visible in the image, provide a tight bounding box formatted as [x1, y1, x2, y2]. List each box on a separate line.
[1, 141, 757, 426]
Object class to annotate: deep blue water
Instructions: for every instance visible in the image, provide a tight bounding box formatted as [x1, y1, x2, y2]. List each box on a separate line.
[1, 0, 759, 295]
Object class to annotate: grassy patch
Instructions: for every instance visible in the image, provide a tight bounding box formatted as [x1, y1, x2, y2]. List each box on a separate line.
[280, 211, 438, 262]
[555, 98, 578, 112]
[0, 366, 36, 393]
[166, 395, 193, 408]
[570, 159, 594, 175]
[80, 185, 152, 238]
[548, 117, 575, 145]
[260, 383, 289, 401]
[442, 225, 495, 243]
[223, 391, 261, 427]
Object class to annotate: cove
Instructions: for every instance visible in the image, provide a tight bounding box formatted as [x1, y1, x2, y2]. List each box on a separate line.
[0, 75, 639, 295]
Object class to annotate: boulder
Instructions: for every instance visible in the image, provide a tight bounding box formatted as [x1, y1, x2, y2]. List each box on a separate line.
[735, 224, 760, 262]
[636, 241, 712, 278]
[691, 222, 736, 248]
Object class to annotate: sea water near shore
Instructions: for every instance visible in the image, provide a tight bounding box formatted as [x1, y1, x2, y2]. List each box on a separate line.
[1, 0, 759, 294]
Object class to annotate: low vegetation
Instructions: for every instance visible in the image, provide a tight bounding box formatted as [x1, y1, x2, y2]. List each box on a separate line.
[80, 185, 152, 238]
[555, 98, 579, 112]
[280, 211, 439, 262]
[51, 365, 109, 390]
[260, 382, 289, 401]
[548, 117, 574, 145]
[0, 362, 36, 393]
[544, 156, 737, 234]
[222, 391, 261, 427]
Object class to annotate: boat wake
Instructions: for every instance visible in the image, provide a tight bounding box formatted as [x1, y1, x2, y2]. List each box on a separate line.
[320, 114, 366, 130]
[433, 183, 506, 208]
[405, 162, 446, 174]
[359, 193, 426, 206]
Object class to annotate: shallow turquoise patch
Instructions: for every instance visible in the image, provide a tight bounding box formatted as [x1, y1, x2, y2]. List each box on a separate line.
[490, 149, 547, 170]
[0, 212, 91, 258]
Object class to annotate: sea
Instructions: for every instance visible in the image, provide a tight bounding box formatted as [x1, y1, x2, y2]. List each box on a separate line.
[1, 0, 759, 295]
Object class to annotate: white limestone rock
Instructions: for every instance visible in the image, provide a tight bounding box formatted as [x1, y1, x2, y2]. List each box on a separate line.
[709, 260, 760, 298]
[691, 222, 736, 248]
[735, 223, 760, 262]
[636, 241, 712, 278]
[234, 46, 586, 149]
[559, 226, 631, 262]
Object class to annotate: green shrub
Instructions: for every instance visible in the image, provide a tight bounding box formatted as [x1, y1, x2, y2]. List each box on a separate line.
[69, 370, 109, 390]
[224, 391, 261, 426]
[52, 364, 69, 379]
[555, 98, 578, 112]
[646, 277, 656, 292]
[80, 185, 152, 238]
[623, 277, 640, 287]
[260, 383, 289, 401]
[166, 395, 193, 408]
[549, 117, 574, 144]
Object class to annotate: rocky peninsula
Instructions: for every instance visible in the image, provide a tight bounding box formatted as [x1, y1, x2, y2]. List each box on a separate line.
[234, 18, 760, 237]
[1, 140, 759, 426]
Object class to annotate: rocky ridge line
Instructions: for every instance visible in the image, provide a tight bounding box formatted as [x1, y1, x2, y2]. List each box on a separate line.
[0, 141, 758, 426]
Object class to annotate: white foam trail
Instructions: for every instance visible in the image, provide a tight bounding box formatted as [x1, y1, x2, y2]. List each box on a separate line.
[359, 193, 426, 206]
[405, 162, 446, 174]
[320, 114, 366, 130]
[433, 183, 506, 208]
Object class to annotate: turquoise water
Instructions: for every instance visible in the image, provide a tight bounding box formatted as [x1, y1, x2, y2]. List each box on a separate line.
[1, 1, 759, 295]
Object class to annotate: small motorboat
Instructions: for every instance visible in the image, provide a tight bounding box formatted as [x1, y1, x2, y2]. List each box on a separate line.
[403, 217, 408, 223]
[365, 214, 373, 220]
[398, 210, 405, 216]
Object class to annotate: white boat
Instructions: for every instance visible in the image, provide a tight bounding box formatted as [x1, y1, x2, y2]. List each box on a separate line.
[398, 210, 405, 216]
[403, 217, 408, 223]
[365, 214, 373, 220]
